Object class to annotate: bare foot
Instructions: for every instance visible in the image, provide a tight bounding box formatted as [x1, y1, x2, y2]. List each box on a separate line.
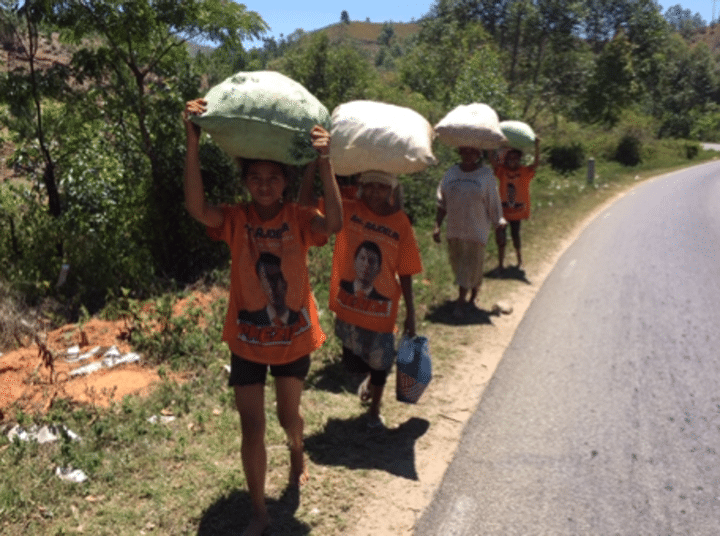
[241, 513, 270, 536]
[289, 448, 309, 487]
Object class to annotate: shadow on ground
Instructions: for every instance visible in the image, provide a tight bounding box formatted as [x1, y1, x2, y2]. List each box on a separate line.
[426, 300, 494, 326]
[305, 416, 430, 480]
[305, 352, 355, 394]
[197, 487, 310, 535]
[483, 265, 531, 284]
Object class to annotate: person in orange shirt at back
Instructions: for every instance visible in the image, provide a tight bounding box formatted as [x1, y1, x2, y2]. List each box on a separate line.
[492, 137, 540, 271]
[300, 170, 423, 430]
[183, 98, 342, 536]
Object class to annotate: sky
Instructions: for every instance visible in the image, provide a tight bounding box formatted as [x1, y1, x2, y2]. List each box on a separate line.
[239, 1, 435, 46]
[238, 1, 717, 47]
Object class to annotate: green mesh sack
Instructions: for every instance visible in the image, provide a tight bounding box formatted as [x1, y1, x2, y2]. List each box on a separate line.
[499, 120, 536, 150]
[190, 71, 331, 166]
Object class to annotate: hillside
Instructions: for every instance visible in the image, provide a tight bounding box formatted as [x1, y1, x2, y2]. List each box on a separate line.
[260, 20, 420, 58]
[687, 21, 720, 51]
[321, 20, 420, 43]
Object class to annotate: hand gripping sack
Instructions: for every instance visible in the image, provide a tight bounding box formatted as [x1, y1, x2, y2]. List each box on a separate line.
[190, 71, 331, 166]
[329, 100, 437, 176]
[434, 103, 506, 150]
[500, 120, 536, 151]
[396, 335, 432, 404]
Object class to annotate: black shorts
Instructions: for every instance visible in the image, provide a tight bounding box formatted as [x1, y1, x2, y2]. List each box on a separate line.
[342, 347, 390, 387]
[228, 353, 310, 387]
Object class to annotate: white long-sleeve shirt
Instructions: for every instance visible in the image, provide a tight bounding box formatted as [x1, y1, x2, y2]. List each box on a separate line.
[436, 164, 506, 244]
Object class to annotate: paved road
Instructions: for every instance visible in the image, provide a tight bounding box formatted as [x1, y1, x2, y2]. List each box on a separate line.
[415, 162, 720, 535]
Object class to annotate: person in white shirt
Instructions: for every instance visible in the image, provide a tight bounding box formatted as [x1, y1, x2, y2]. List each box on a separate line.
[433, 147, 506, 319]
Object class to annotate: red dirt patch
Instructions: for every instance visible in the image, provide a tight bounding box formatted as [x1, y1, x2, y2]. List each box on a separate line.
[0, 317, 157, 419]
[0, 287, 225, 422]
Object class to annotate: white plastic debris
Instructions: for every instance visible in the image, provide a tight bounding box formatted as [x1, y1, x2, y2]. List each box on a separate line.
[147, 415, 176, 425]
[69, 361, 104, 377]
[66, 345, 101, 363]
[223, 364, 231, 374]
[55, 466, 88, 483]
[102, 346, 121, 358]
[102, 352, 141, 368]
[6, 424, 81, 444]
[69, 346, 142, 376]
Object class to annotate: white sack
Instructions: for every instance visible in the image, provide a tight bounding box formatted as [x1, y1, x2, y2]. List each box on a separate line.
[434, 103, 506, 150]
[330, 100, 437, 176]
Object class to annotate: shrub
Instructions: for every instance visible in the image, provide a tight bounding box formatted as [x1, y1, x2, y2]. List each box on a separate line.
[684, 142, 699, 159]
[615, 135, 642, 166]
[547, 143, 585, 173]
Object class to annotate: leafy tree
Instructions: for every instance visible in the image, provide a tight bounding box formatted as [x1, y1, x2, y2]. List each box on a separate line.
[449, 46, 519, 119]
[654, 38, 720, 138]
[664, 4, 705, 38]
[377, 22, 395, 46]
[277, 32, 375, 112]
[341, 10, 350, 24]
[398, 19, 491, 106]
[582, 29, 640, 125]
[0, 0, 70, 222]
[53, 0, 266, 279]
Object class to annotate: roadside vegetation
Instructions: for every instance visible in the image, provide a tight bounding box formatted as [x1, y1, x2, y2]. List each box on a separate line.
[1, 0, 719, 534]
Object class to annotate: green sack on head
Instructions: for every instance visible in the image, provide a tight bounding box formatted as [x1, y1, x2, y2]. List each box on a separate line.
[500, 120, 536, 150]
[190, 71, 331, 166]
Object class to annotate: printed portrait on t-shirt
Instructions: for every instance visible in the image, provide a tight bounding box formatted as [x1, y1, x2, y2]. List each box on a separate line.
[237, 252, 300, 326]
[502, 182, 523, 210]
[337, 240, 392, 317]
[339, 240, 390, 302]
[236, 252, 311, 345]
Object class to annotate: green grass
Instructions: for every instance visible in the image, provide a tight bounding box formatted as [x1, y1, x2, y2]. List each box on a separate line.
[1, 143, 717, 535]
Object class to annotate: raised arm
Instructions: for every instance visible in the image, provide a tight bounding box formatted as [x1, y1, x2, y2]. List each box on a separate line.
[310, 125, 343, 235]
[530, 137, 540, 169]
[183, 99, 224, 229]
[297, 159, 319, 207]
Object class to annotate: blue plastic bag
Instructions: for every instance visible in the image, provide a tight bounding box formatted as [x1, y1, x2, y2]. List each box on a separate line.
[396, 335, 432, 404]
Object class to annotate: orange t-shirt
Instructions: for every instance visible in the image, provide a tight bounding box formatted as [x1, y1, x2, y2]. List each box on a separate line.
[207, 203, 327, 365]
[494, 165, 535, 221]
[329, 199, 423, 333]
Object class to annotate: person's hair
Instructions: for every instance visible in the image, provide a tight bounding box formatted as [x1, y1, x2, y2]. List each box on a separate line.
[354, 240, 382, 266]
[255, 252, 282, 277]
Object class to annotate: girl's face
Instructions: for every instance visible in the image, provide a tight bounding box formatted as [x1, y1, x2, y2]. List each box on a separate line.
[505, 151, 521, 170]
[361, 181, 393, 214]
[245, 161, 287, 208]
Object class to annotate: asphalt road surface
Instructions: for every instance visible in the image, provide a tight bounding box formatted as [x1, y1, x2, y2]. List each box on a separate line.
[415, 161, 720, 535]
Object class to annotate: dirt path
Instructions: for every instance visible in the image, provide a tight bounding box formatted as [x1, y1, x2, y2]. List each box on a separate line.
[346, 185, 636, 536]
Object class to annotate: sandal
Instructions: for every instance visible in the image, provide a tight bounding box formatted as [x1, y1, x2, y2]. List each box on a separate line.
[357, 375, 372, 404]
